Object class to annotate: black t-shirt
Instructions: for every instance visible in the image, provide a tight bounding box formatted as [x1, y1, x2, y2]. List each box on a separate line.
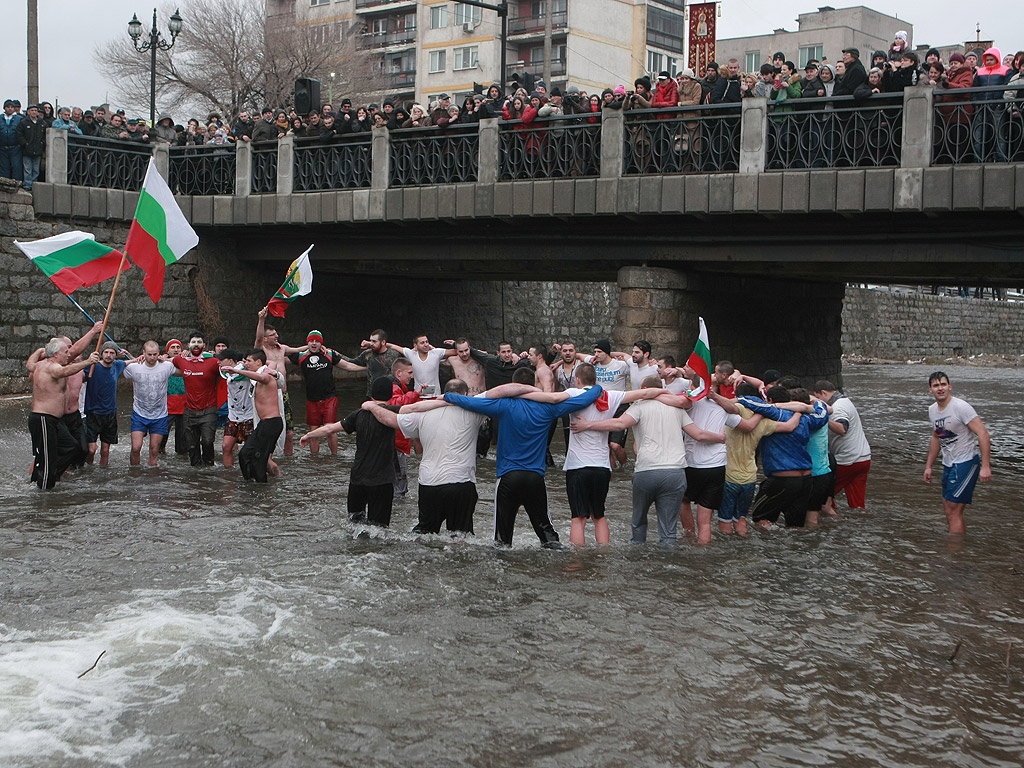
[341, 407, 399, 486]
[289, 348, 343, 402]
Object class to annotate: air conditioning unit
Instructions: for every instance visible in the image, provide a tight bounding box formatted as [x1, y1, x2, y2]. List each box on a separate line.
[463, 20, 479, 32]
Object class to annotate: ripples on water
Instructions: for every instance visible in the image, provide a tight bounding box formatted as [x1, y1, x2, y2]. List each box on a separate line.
[0, 365, 1021, 767]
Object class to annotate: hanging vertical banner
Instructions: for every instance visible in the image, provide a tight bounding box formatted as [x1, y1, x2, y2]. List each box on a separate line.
[688, 2, 717, 75]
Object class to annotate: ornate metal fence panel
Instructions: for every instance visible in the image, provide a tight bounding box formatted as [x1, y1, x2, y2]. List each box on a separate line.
[389, 126, 479, 186]
[67, 135, 151, 190]
[498, 115, 601, 180]
[623, 105, 741, 174]
[933, 84, 1024, 164]
[765, 95, 903, 170]
[293, 137, 372, 191]
[169, 144, 235, 195]
[251, 142, 278, 193]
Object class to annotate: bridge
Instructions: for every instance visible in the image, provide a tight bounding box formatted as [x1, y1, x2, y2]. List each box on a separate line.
[14, 84, 1024, 385]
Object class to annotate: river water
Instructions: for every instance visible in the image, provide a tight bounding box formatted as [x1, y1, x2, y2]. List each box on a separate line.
[1, 364, 1021, 767]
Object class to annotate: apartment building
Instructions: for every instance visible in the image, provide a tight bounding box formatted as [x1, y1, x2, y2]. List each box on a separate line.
[268, 0, 687, 108]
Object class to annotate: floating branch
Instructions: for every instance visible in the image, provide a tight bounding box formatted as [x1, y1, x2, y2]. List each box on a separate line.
[78, 650, 107, 679]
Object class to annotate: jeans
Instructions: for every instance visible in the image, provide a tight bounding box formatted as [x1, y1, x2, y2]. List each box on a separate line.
[22, 155, 41, 189]
[184, 407, 217, 466]
[631, 468, 687, 545]
[0, 145, 23, 180]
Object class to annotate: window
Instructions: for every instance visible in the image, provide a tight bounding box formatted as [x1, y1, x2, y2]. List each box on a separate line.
[646, 7, 685, 52]
[647, 50, 664, 74]
[370, 17, 387, 34]
[745, 51, 761, 72]
[429, 49, 447, 73]
[454, 45, 479, 70]
[529, 0, 567, 14]
[404, 13, 416, 30]
[800, 45, 823, 67]
[310, 0, 329, 6]
[454, 3, 482, 25]
[667, 56, 678, 76]
[430, 5, 448, 29]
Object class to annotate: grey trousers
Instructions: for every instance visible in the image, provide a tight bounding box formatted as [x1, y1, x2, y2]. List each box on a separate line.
[632, 468, 687, 545]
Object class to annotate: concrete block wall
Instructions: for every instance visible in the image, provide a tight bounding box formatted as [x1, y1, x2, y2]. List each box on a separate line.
[842, 287, 1024, 360]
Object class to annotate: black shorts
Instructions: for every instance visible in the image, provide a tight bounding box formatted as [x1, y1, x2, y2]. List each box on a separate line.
[85, 412, 118, 444]
[683, 465, 726, 510]
[566, 467, 612, 519]
[348, 482, 394, 527]
[807, 472, 835, 510]
[608, 401, 630, 447]
[750, 475, 812, 527]
[416, 482, 478, 534]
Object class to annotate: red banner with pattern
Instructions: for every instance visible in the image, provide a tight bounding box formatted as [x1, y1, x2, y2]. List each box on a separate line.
[688, 3, 717, 75]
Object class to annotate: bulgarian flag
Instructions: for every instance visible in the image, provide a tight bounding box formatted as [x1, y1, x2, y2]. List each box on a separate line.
[267, 245, 314, 317]
[125, 158, 199, 303]
[685, 317, 712, 401]
[14, 231, 129, 295]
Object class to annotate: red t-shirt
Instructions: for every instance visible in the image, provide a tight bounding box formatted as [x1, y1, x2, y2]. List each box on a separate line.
[172, 354, 221, 411]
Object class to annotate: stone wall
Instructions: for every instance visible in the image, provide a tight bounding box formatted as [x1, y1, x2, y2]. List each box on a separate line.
[842, 287, 1024, 360]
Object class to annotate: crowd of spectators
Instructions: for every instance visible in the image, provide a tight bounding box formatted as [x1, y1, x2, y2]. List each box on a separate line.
[2, 30, 1023, 191]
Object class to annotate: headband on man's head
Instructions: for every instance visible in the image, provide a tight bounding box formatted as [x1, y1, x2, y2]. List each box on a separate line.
[166, 338, 182, 353]
[307, 330, 324, 342]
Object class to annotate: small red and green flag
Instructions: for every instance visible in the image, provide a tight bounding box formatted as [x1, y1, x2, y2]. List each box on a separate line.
[267, 245, 314, 317]
[686, 317, 712, 401]
[14, 231, 129, 295]
[125, 158, 199, 303]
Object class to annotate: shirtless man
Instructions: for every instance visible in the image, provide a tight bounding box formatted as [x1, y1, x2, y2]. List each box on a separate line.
[227, 349, 285, 483]
[524, 343, 557, 465]
[443, 338, 487, 395]
[255, 306, 306, 455]
[28, 338, 100, 489]
[27, 322, 104, 470]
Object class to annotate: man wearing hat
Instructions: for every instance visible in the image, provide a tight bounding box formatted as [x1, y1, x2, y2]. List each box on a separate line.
[833, 47, 870, 99]
[78, 109, 100, 137]
[289, 330, 364, 456]
[252, 107, 280, 142]
[800, 59, 826, 99]
[84, 340, 131, 465]
[0, 99, 23, 182]
[430, 94, 451, 124]
[14, 104, 45, 190]
[337, 98, 353, 132]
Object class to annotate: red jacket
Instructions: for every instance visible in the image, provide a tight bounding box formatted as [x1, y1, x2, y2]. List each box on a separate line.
[389, 379, 420, 454]
[653, 79, 679, 110]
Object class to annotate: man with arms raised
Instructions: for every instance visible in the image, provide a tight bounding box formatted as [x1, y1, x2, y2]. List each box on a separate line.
[290, 330, 363, 455]
[83, 341, 131, 466]
[28, 338, 100, 489]
[924, 371, 991, 534]
[171, 331, 221, 466]
[122, 340, 177, 466]
[585, 339, 630, 466]
[227, 349, 285, 483]
[384, 333, 456, 398]
[255, 306, 307, 455]
[351, 329, 401, 399]
[216, 348, 255, 468]
[608, 339, 659, 391]
[442, 338, 487, 396]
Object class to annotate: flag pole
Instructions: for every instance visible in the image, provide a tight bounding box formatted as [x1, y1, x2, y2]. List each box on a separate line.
[89, 252, 129, 376]
[64, 294, 122, 349]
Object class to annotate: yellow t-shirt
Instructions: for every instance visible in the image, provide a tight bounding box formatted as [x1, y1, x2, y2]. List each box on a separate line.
[725, 405, 777, 484]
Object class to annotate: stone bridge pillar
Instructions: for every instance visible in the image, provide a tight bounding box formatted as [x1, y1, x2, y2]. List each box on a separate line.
[614, 266, 688, 362]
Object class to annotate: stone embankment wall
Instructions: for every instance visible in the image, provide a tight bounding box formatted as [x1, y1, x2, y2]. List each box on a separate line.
[841, 288, 1024, 360]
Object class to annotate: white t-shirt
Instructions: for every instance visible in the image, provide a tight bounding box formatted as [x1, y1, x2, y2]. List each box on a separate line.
[584, 356, 629, 391]
[398, 401, 487, 485]
[828, 396, 871, 465]
[123, 361, 175, 419]
[222, 364, 254, 422]
[563, 388, 627, 471]
[664, 377, 689, 395]
[629, 399, 694, 473]
[929, 396, 980, 466]
[403, 347, 447, 397]
[684, 397, 739, 468]
[625, 359, 660, 390]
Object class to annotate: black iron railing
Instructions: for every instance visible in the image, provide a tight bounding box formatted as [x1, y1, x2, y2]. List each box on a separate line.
[505, 60, 568, 80]
[499, 113, 601, 180]
[623, 104, 741, 174]
[169, 144, 235, 195]
[67, 134, 151, 190]
[293, 136, 372, 191]
[766, 94, 903, 169]
[251, 142, 278, 193]
[389, 125, 478, 186]
[932, 83, 1024, 164]
[357, 29, 416, 50]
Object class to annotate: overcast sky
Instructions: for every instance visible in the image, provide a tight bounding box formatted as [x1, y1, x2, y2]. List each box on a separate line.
[1, 1, 1020, 111]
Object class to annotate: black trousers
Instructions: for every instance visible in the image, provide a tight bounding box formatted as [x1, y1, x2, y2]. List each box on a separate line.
[349, 483, 394, 527]
[61, 411, 88, 470]
[29, 412, 79, 490]
[415, 482, 478, 534]
[238, 416, 282, 483]
[160, 413, 187, 454]
[494, 470, 559, 546]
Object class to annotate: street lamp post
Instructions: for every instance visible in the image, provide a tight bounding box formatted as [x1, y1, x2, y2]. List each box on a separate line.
[128, 8, 183, 127]
[329, 72, 336, 107]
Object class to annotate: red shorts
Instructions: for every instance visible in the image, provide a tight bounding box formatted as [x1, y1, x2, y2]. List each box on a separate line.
[306, 396, 338, 428]
[834, 459, 870, 509]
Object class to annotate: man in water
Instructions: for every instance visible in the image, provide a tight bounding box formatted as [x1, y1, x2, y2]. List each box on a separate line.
[289, 330, 363, 455]
[171, 331, 221, 466]
[923, 371, 992, 534]
[28, 338, 100, 489]
[351, 328, 401, 399]
[813, 380, 872, 509]
[442, 338, 487, 395]
[216, 348, 255, 468]
[122, 341, 177, 466]
[384, 333, 456, 397]
[84, 341, 130, 465]
[227, 349, 285, 483]
[255, 307, 307, 455]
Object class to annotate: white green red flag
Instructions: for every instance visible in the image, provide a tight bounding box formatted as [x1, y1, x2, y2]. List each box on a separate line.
[125, 158, 199, 303]
[267, 245, 314, 317]
[14, 231, 129, 295]
[686, 317, 712, 401]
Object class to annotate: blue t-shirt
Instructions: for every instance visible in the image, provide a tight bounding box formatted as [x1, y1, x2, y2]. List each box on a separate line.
[444, 387, 603, 477]
[738, 397, 829, 475]
[84, 359, 127, 415]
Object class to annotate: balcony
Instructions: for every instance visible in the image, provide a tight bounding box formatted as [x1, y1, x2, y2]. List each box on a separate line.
[508, 10, 567, 38]
[357, 28, 416, 50]
[506, 59, 567, 81]
[386, 70, 416, 91]
[354, 0, 416, 13]
[645, 29, 685, 53]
